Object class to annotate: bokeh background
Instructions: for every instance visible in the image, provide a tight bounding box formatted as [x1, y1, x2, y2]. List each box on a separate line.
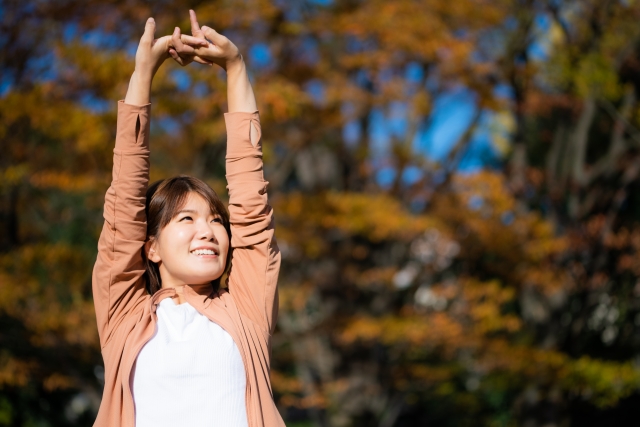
[2, 0, 640, 426]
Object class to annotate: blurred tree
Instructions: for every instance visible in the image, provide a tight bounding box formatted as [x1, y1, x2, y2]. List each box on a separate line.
[2, 0, 640, 426]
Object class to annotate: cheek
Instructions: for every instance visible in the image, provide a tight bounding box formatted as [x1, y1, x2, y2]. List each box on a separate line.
[158, 227, 192, 257]
[175, 229, 191, 243]
[165, 227, 191, 248]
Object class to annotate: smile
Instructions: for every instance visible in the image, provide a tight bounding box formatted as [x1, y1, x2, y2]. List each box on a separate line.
[190, 249, 218, 256]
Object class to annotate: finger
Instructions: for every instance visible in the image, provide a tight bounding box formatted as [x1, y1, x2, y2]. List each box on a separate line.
[141, 17, 156, 43]
[172, 27, 196, 54]
[168, 48, 185, 66]
[180, 34, 208, 47]
[172, 52, 194, 67]
[154, 35, 172, 51]
[189, 9, 203, 36]
[169, 48, 196, 67]
[192, 56, 214, 66]
[201, 26, 226, 45]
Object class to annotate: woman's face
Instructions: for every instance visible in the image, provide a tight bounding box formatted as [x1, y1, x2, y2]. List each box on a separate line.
[147, 192, 230, 288]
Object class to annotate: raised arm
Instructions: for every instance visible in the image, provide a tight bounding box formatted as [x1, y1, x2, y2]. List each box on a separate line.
[188, 10, 280, 334]
[92, 18, 207, 347]
[224, 96, 280, 335]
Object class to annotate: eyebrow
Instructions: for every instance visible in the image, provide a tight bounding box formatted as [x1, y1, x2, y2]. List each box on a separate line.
[176, 209, 221, 217]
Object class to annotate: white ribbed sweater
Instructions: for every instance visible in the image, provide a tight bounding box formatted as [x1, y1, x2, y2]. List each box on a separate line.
[131, 297, 248, 427]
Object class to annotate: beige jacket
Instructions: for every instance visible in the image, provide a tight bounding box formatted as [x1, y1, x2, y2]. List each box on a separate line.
[92, 101, 283, 427]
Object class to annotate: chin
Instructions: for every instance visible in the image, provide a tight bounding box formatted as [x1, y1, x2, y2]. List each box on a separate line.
[186, 271, 223, 285]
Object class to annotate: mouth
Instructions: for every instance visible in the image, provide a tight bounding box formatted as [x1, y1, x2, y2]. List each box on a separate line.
[190, 248, 219, 257]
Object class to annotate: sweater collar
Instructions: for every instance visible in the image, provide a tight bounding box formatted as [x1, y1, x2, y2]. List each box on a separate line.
[150, 284, 215, 312]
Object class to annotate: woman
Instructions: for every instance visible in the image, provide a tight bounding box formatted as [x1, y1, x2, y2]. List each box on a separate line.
[92, 10, 283, 427]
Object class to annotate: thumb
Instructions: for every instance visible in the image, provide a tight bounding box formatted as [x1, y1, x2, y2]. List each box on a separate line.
[201, 26, 224, 44]
[141, 17, 156, 42]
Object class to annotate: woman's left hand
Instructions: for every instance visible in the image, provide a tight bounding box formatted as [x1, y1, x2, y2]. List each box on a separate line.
[125, 17, 210, 105]
[168, 25, 215, 67]
[134, 17, 210, 79]
[168, 10, 242, 71]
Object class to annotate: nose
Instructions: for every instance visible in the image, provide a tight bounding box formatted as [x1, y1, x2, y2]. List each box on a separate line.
[197, 220, 217, 242]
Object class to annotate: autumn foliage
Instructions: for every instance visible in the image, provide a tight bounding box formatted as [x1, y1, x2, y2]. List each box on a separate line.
[2, 0, 640, 426]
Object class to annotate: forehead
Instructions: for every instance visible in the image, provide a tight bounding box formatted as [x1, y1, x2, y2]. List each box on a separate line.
[176, 192, 219, 215]
[183, 192, 207, 206]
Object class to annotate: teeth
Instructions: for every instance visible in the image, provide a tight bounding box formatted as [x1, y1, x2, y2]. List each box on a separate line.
[191, 249, 216, 255]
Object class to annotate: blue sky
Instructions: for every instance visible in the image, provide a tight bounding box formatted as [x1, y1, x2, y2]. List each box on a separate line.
[4, 11, 556, 188]
[244, 43, 500, 177]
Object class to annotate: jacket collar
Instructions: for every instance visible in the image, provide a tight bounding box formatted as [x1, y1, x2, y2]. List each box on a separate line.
[149, 284, 219, 313]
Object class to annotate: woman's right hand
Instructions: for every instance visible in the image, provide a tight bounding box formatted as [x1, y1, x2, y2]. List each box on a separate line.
[134, 17, 209, 80]
[125, 17, 209, 105]
[178, 10, 242, 71]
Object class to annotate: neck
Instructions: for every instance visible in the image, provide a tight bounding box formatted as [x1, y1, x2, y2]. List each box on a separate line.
[161, 282, 214, 305]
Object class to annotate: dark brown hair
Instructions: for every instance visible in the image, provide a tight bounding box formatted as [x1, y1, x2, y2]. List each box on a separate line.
[143, 175, 232, 295]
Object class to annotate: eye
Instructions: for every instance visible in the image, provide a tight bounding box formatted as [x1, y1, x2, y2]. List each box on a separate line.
[179, 216, 193, 221]
[211, 217, 222, 223]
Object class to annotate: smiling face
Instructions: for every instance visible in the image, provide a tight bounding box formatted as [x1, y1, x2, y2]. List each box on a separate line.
[146, 192, 230, 289]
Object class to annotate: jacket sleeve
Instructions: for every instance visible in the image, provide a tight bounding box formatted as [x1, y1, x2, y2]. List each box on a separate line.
[225, 111, 281, 335]
[92, 101, 151, 348]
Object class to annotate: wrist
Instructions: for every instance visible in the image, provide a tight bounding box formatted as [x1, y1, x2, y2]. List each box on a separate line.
[124, 70, 152, 106]
[224, 54, 244, 73]
[132, 69, 155, 86]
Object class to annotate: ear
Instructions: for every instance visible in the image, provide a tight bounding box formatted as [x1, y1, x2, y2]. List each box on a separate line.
[145, 238, 162, 263]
